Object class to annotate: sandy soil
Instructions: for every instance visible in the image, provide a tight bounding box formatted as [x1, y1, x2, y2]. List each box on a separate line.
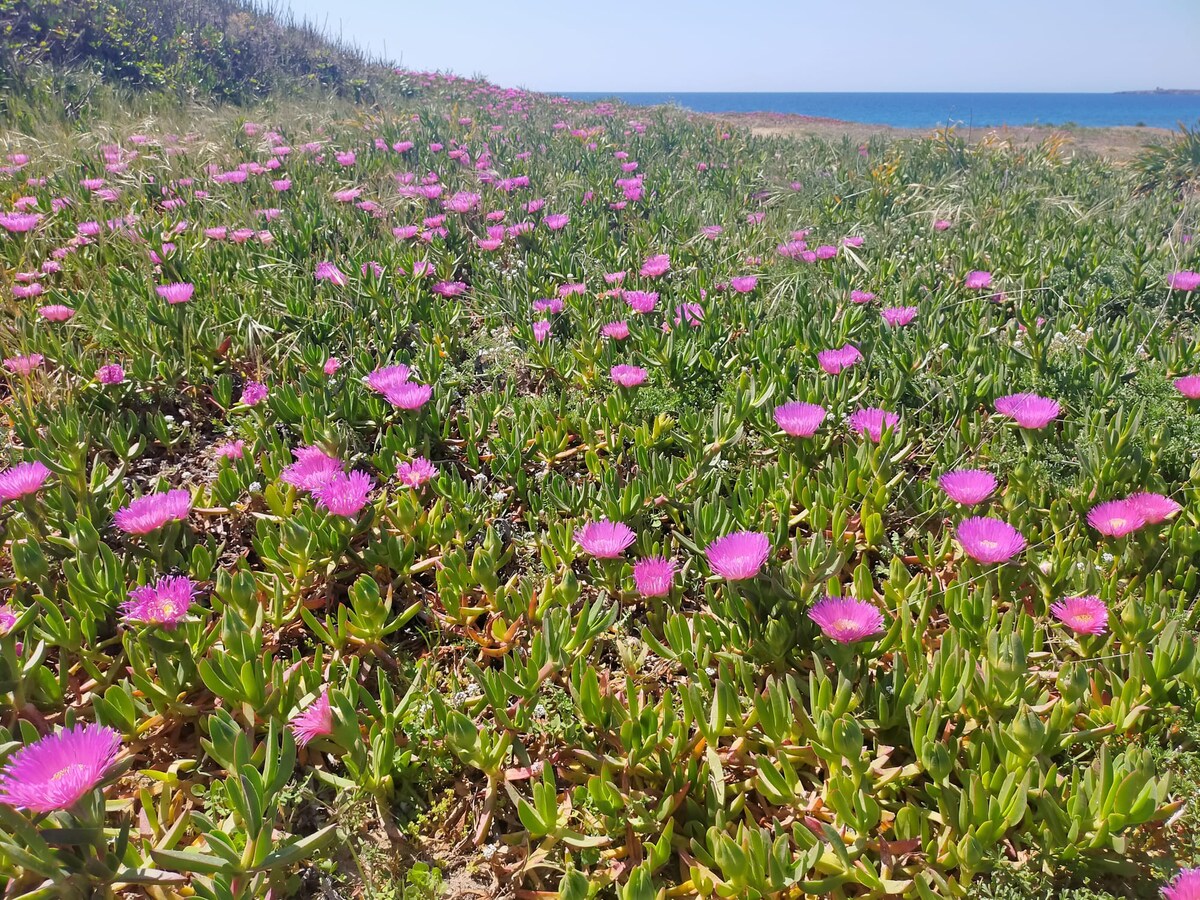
[713, 112, 1173, 162]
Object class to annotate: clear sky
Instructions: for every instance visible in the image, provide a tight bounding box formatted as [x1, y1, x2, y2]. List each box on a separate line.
[281, 0, 1199, 93]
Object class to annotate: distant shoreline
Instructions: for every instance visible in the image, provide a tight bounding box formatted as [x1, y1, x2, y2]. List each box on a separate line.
[1117, 89, 1200, 96]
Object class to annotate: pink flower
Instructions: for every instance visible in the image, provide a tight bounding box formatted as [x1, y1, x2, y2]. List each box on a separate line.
[0, 461, 50, 504]
[0, 605, 17, 635]
[774, 401, 827, 438]
[842, 236, 864, 248]
[965, 270, 993, 290]
[994, 393, 1060, 429]
[601, 320, 629, 340]
[1167, 271, 1200, 292]
[315, 262, 348, 286]
[432, 281, 468, 297]
[610, 364, 647, 387]
[290, 690, 333, 747]
[956, 517, 1026, 563]
[850, 290, 875, 304]
[382, 382, 433, 410]
[533, 319, 552, 342]
[706, 531, 771, 580]
[214, 440, 244, 460]
[0, 213, 41, 233]
[13, 284, 43, 299]
[156, 282, 194, 304]
[115, 489, 191, 534]
[633, 557, 675, 597]
[848, 408, 899, 442]
[817, 344, 863, 375]
[603, 271, 626, 284]
[544, 213, 569, 230]
[815, 245, 838, 259]
[367, 364, 411, 395]
[336, 150, 356, 166]
[624, 290, 658, 314]
[397, 457, 437, 488]
[38, 304, 75, 322]
[393, 225, 420, 240]
[672, 303, 704, 328]
[700, 225, 723, 239]
[314, 471, 373, 516]
[323, 357, 341, 376]
[121, 576, 197, 629]
[939, 469, 997, 506]
[97, 364, 125, 384]
[1163, 868, 1200, 900]
[934, 220, 952, 231]
[729, 275, 758, 293]
[1087, 500, 1146, 537]
[240, 381, 267, 406]
[1173, 375, 1200, 399]
[1050, 595, 1108, 635]
[640, 254, 671, 278]
[1126, 492, 1181, 524]
[0, 724, 122, 813]
[881, 306, 918, 327]
[575, 519, 636, 558]
[4, 354, 44, 375]
[282, 447, 342, 492]
[272, 179, 291, 192]
[808, 597, 885, 643]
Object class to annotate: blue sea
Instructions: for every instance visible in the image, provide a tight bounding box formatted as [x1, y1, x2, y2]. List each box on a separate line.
[561, 92, 1200, 130]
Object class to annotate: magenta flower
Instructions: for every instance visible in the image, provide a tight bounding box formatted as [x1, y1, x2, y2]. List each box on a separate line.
[601, 320, 630, 340]
[994, 393, 1060, 429]
[315, 262, 348, 286]
[934, 219, 952, 231]
[808, 597, 886, 643]
[965, 270, 993, 290]
[1125, 492, 1181, 524]
[240, 381, 267, 406]
[1087, 500, 1146, 537]
[122, 576, 197, 629]
[774, 401, 827, 438]
[282, 446, 342, 492]
[37, 304, 75, 322]
[729, 275, 758, 293]
[1163, 868, 1200, 900]
[633, 557, 676, 597]
[575, 519, 636, 558]
[0, 212, 42, 233]
[155, 282, 194, 304]
[848, 408, 899, 442]
[610, 364, 647, 388]
[383, 382, 433, 410]
[640, 254, 670, 278]
[624, 290, 658, 314]
[0, 604, 16, 635]
[881, 306, 918, 327]
[603, 271, 626, 284]
[956, 517, 1027, 563]
[313, 470, 373, 517]
[432, 281, 468, 297]
[0, 724, 122, 813]
[115, 489, 191, 534]
[367, 364, 411, 395]
[544, 213, 569, 230]
[533, 319, 552, 342]
[850, 290, 875, 304]
[1173, 375, 1200, 399]
[97, 364, 125, 384]
[0, 461, 50, 504]
[4, 354, 44, 375]
[817, 344, 863, 375]
[290, 690, 333, 747]
[1167, 271, 1200, 292]
[939, 469, 997, 506]
[705, 531, 771, 580]
[1050, 595, 1108, 636]
[323, 357, 341, 376]
[214, 440, 244, 460]
[397, 457, 437, 488]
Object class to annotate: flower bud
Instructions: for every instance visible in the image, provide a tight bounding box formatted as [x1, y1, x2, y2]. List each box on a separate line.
[1011, 702, 1046, 756]
[1056, 661, 1090, 703]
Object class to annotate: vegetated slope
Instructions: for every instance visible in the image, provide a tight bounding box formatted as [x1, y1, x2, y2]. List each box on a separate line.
[1, 55, 1200, 900]
[0, 0, 402, 118]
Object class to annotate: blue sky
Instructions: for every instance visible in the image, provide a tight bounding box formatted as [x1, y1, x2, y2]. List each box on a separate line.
[282, 0, 1199, 92]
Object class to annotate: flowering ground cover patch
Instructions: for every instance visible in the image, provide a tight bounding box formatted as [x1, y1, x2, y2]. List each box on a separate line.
[1, 70, 1200, 899]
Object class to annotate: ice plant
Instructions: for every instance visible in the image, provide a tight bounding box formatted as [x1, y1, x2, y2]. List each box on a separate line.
[240, 381, 268, 406]
[290, 690, 333, 747]
[640, 253, 670, 278]
[1050, 595, 1108, 636]
[956, 517, 1027, 563]
[114, 489, 191, 534]
[4, 354, 44, 375]
[881, 306, 918, 327]
[1173, 375, 1200, 399]
[214, 440, 244, 460]
[1167, 271, 1200, 292]
[705, 531, 771, 581]
[939, 469, 997, 506]
[121, 576, 198, 629]
[323, 357, 341, 375]
[610, 364, 647, 387]
[774, 401, 827, 438]
[282, 447, 342, 492]
[0, 604, 16, 635]
[850, 290, 875, 304]
[994, 393, 1060, 429]
[633, 557, 676, 597]
[382, 382, 433, 410]
[601, 321, 629, 340]
[1163, 869, 1200, 900]
[965, 270, 993, 290]
[313, 471, 373, 517]
[0, 461, 50, 504]
[1087, 500, 1146, 537]
[97, 364, 125, 384]
[1126, 492, 1181, 524]
[397, 457, 438, 488]
[575, 519, 636, 558]
[808, 597, 886, 643]
[0, 724, 122, 813]
[314, 262, 348, 286]
[848, 408, 899, 442]
[817, 345, 862, 375]
[38, 304, 75, 322]
[729, 275, 758, 293]
[155, 282, 194, 304]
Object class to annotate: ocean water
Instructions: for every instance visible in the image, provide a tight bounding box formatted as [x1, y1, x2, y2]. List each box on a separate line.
[561, 92, 1200, 130]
